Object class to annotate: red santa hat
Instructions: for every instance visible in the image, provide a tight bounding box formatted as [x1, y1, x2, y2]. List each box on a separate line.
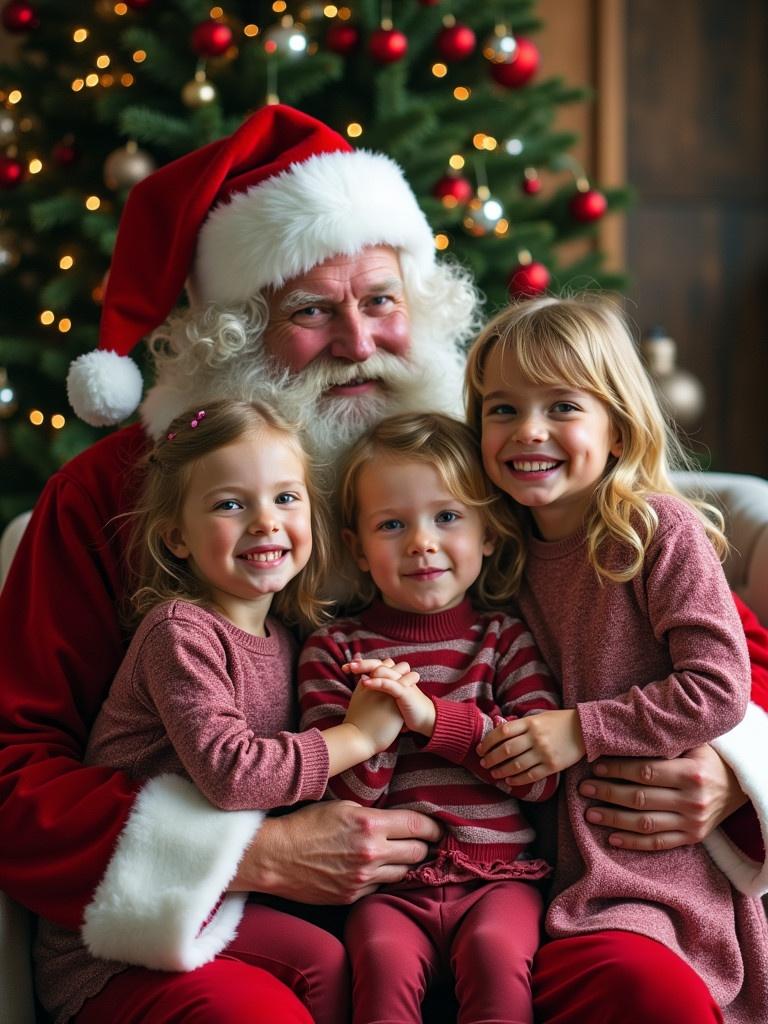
[67, 104, 436, 427]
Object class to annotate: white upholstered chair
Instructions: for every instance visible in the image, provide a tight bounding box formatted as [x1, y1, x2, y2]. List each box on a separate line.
[1, 473, 767, 1022]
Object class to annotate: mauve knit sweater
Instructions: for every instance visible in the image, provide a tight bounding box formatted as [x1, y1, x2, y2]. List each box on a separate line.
[34, 600, 331, 1024]
[518, 493, 768, 1022]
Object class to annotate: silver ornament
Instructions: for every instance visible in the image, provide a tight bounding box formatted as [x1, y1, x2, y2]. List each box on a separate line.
[181, 72, 217, 108]
[482, 25, 517, 64]
[0, 368, 18, 419]
[462, 191, 505, 237]
[641, 329, 706, 429]
[0, 229, 20, 274]
[0, 111, 17, 144]
[263, 17, 308, 58]
[103, 142, 156, 191]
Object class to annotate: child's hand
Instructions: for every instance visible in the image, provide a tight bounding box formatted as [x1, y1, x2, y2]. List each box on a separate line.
[345, 658, 435, 737]
[343, 678, 404, 757]
[477, 709, 586, 784]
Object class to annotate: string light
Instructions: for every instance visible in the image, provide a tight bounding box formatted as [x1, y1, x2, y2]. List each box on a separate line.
[448, 154, 465, 170]
[51, 414, 66, 429]
[72, 78, 85, 92]
[114, 2, 128, 14]
[324, 5, 338, 16]
[8, 90, 22, 105]
[346, 122, 363, 138]
[431, 63, 447, 78]
[58, 319, 72, 333]
[210, 6, 224, 17]
[272, 0, 287, 10]
[59, 255, 74, 270]
[96, 55, 111, 69]
[85, 196, 101, 211]
[40, 311, 55, 326]
[434, 234, 450, 251]
[453, 86, 470, 101]
[29, 410, 44, 426]
[85, 74, 99, 87]
[472, 133, 487, 150]
[28, 158, 42, 174]
[73, 28, 88, 43]
[243, 24, 259, 37]
[132, 51, 147, 64]
[101, 74, 115, 87]
[121, 73, 134, 87]
[337, 7, 352, 20]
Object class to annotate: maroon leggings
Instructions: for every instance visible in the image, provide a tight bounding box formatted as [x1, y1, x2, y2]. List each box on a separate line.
[73, 901, 348, 1024]
[345, 879, 543, 1024]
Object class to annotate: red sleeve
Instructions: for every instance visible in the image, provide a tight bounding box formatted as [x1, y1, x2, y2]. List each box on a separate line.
[720, 592, 768, 863]
[0, 428, 145, 928]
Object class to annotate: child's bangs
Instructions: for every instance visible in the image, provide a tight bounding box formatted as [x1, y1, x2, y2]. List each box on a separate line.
[501, 323, 600, 397]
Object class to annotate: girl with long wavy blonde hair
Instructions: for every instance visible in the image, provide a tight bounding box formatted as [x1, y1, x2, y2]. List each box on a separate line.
[463, 294, 765, 1024]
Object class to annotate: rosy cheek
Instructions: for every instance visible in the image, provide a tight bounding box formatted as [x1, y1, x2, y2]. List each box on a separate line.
[376, 311, 411, 357]
[263, 325, 326, 373]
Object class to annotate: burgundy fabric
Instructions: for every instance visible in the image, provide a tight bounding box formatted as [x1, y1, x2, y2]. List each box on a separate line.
[532, 930, 724, 1024]
[100, 105, 351, 356]
[345, 879, 542, 1024]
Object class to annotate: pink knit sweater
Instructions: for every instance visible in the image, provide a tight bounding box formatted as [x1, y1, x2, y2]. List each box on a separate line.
[518, 494, 768, 1022]
[299, 598, 558, 886]
[35, 600, 330, 1024]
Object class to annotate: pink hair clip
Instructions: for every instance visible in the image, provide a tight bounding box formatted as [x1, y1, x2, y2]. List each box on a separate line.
[166, 431, 177, 441]
[190, 410, 206, 429]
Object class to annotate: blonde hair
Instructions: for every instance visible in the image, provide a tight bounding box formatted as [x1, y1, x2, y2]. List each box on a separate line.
[337, 411, 515, 611]
[127, 399, 332, 629]
[465, 294, 726, 590]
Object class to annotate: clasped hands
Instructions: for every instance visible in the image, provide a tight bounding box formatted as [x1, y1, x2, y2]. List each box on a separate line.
[342, 657, 436, 745]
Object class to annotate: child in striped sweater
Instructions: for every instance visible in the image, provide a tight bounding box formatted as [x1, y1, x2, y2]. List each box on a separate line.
[298, 411, 559, 1024]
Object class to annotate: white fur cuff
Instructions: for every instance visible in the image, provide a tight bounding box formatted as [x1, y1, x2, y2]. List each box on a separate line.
[705, 702, 768, 896]
[82, 774, 262, 970]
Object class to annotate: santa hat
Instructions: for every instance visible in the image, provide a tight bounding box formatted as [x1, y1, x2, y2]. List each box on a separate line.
[67, 104, 436, 427]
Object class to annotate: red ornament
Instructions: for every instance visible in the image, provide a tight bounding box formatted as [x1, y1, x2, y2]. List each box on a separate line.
[507, 261, 550, 297]
[52, 139, 78, 167]
[326, 23, 359, 56]
[569, 187, 607, 222]
[369, 27, 408, 64]
[521, 171, 541, 196]
[432, 173, 473, 205]
[191, 19, 233, 58]
[0, 154, 25, 188]
[489, 37, 539, 89]
[436, 23, 476, 62]
[1, 0, 39, 33]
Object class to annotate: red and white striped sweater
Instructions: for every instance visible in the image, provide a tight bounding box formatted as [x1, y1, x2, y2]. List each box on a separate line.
[299, 598, 559, 886]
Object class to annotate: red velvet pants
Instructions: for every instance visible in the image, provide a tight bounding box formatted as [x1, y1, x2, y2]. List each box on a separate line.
[73, 901, 348, 1024]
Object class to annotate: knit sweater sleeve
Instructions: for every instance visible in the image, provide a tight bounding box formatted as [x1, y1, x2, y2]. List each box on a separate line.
[136, 617, 329, 811]
[425, 616, 560, 803]
[577, 500, 751, 760]
[298, 627, 396, 805]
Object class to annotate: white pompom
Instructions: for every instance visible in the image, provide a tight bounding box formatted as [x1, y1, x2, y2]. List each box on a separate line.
[67, 349, 144, 427]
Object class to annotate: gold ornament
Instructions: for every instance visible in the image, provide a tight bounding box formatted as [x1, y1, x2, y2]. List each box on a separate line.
[181, 70, 217, 108]
[641, 328, 705, 429]
[103, 141, 156, 191]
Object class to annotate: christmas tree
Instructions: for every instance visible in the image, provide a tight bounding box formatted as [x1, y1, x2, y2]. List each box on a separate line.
[0, 0, 629, 528]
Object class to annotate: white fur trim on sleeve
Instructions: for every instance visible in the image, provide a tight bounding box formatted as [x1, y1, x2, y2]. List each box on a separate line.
[704, 702, 768, 896]
[82, 774, 262, 971]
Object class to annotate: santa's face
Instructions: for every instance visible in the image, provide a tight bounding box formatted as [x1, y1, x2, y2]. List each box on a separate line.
[263, 246, 411, 393]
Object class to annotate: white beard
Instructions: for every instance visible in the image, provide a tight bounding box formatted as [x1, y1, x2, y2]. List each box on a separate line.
[140, 323, 465, 471]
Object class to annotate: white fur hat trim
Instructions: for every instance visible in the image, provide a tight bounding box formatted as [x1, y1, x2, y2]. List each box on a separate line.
[190, 149, 435, 306]
[67, 348, 144, 427]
